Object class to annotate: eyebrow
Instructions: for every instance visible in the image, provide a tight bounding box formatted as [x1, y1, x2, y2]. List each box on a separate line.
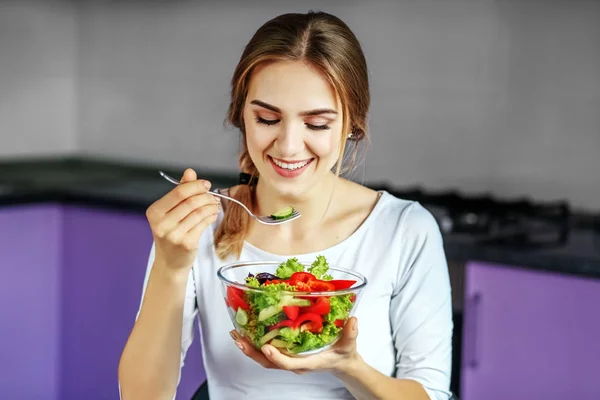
[250, 100, 338, 117]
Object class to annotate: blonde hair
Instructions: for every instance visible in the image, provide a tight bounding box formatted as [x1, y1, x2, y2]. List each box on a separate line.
[214, 11, 370, 260]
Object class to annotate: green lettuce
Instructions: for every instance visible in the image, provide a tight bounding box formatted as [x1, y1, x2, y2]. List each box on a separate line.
[275, 258, 305, 279]
[292, 323, 341, 353]
[308, 255, 333, 280]
[324, 294, 354, 323]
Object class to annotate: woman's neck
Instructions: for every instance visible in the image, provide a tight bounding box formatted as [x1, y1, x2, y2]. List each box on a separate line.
[253, 172, 339, 238]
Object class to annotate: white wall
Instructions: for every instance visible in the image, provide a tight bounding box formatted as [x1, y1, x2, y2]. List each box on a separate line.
[0, 1, 78, 158]
[2, 1, 598, 211]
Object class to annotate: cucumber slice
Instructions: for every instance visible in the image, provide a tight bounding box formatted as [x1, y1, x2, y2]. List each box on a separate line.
[285, 298, 311, 307]
[258, 305, 281, 322]
[258, 296, 311, 321]
[235, 308, 248, 326]
[270, 339, 293, 349]
[259, 328, 281, 346]
[271, 206, 294, 220]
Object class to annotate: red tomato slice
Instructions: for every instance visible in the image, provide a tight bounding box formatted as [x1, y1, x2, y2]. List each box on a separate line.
[282, 305, 299, 320]
[226, 286, 250, 312]
[334, 319, 345, 328]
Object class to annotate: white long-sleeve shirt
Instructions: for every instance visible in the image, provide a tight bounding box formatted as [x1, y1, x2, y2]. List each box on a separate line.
[137, 191, 453, 399]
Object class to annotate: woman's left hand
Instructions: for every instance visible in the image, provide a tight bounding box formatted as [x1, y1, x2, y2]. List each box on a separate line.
[230, 317, 360, 375]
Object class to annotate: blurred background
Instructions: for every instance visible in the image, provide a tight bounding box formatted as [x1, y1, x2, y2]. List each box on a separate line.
[1, 0, 599, 399]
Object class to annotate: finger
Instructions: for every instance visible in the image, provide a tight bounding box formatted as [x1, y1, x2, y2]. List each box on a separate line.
[151, 177, 212, 218]
[154, 193, 218, 237]
[261, 345, 312, 371]
[231, 332, 279, 369]
[334, 317, 359, 353]
[164, 203, 220, 245]
[181, 212, 219, 249]
[180, 168, 197, 183]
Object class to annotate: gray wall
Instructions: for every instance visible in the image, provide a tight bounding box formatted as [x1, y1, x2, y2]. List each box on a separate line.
[0, 1, 78, 157]
[2, 1, 599, 210]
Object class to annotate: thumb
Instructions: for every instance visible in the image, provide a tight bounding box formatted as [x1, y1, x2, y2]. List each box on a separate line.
[336, 317, 359, 353]
[180, 168, 197, 183]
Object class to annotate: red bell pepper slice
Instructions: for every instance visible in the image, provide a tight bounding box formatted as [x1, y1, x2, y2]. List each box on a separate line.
[264, 279, 283, 286]
[334, 319, 345, 328]
[282, 305, 299, 320]
[270, 319, 294, 330]
[329, 280, 357, 290]
[301, 321, 323, 333]
[302, 297, 330, 315]
[307, 280, 336, 292]
[350, 294, 356, 302]
[226, 286, 250, 312]
[289, 272, 316, 284]
[292, 312, 323, 330]
[293, 282, 312, 292]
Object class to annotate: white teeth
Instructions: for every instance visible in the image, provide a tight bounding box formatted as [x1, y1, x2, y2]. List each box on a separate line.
[273, 158, 309, 170]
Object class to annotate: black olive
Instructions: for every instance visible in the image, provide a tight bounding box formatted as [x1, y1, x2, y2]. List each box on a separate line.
[255, 272, 280, 284]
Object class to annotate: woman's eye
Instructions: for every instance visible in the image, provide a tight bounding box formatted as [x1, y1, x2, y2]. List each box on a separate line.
[306, 124, 331, 131]
[256, 117, 279, 126]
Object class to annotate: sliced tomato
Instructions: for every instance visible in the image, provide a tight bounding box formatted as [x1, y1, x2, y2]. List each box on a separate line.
[307, 280, 336, 292]
[226, 286, 250, 312]
[282, 305, 299, 320]
[329, 280, 357, 290]
[292, 312, 323, 331]
[302, 297, 330, 315]
[349, 294, 356, 303]
[334, 319, 345, 328]
[264, 279, 283, 286]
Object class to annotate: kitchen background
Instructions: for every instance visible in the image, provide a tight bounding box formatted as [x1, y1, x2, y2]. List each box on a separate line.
[1, 0, 599, 399]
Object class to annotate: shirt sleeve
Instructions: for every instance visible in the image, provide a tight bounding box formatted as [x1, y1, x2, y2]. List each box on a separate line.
[119, 242, 199, 398]
[389, 203, 454, 400]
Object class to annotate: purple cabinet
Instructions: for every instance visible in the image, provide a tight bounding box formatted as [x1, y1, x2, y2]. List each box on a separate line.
[461, 262, 600, 400]
[61, 205, 205, 400]
[0, 204, 62, 399]
[0, 204, 205, 400]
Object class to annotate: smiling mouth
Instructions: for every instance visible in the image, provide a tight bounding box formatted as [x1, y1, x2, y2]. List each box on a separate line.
[270, 157, 313, 171]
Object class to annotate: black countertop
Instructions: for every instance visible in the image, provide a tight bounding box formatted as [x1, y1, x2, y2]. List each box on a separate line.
[2, 157, 599, 279]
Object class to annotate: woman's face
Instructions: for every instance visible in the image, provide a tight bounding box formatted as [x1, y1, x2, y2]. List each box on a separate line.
[243, 60, 344, 198]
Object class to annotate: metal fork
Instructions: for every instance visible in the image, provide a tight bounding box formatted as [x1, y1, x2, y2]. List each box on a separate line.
[158, 171, 301, 225]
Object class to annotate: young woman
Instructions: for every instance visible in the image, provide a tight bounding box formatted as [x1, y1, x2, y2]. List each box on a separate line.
[119, 11, 453, 400]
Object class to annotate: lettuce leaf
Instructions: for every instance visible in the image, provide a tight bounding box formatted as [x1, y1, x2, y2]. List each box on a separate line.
[308, 255, 333, 280]
[275, 258, 305, 279]
[324, 294, 354, 323]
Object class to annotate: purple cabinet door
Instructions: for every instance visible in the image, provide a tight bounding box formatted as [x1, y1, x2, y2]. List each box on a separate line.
[461, 262, 600, 400]
[0, 204, 62, 400]
[61, 206, 205, 400]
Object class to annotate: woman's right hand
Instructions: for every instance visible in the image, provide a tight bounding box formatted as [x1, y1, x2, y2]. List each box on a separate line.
[146, 168, 220, 272]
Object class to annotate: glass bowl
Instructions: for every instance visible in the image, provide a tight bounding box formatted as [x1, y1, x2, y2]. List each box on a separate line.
[217, 260, 367, 357]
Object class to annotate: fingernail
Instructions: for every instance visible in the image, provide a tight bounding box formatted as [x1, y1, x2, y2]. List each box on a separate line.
[235, 341, 244, 351]
[203, 181, 211, 190]
[229, 330, 240, 341]
[352, 322, 358, 332]
[262, 346, 272, 357]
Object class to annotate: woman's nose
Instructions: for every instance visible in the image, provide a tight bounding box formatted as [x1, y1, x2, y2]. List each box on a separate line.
[274, 122, 304, 157]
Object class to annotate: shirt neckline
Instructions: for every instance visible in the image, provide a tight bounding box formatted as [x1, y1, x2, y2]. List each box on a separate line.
[242, 190, 390, 260]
